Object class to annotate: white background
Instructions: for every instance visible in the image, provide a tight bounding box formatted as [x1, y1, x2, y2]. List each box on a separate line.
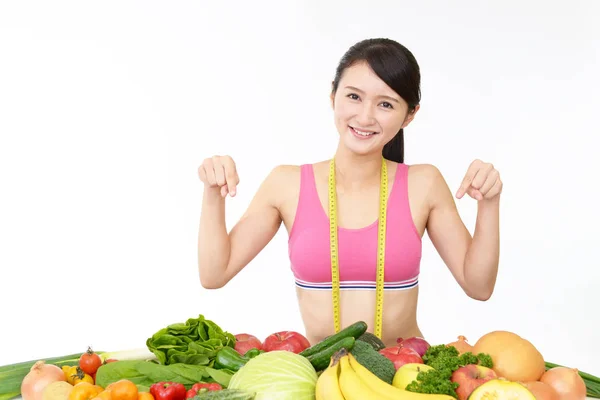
[1, 0, 599, 378]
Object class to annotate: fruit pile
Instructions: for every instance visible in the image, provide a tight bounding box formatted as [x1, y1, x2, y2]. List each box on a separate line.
[312, 325, 593, 400]
[1, 314, 598, 400]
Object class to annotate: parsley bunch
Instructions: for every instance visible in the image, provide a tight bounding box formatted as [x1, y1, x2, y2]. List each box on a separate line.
[405, 345, 493, 398]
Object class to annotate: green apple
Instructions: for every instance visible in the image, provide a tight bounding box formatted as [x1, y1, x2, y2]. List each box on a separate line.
[392, 362, 435, 389]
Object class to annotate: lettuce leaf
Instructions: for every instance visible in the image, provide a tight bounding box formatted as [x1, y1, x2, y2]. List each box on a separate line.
[146, 314, 236, 365]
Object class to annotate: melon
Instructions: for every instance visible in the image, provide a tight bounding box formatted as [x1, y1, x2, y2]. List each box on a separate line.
[468, 379, 536, 400]
[473, 331, 546, 382]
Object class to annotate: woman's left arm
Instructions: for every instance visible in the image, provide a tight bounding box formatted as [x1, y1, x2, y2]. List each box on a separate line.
[425, 160, 503, 301]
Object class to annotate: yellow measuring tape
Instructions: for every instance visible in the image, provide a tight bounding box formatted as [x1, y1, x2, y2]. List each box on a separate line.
[328, 156, 388, 339]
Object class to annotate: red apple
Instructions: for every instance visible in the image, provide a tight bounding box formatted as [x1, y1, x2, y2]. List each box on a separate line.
[234, 333, 262, 355]
[262, 331, 310, 353]
[451, 364, 497, 400]
[379, 346, 423, 370]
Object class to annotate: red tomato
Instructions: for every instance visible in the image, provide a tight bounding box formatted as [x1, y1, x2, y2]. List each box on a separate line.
[262, 331, 310, 353]
[79, 347, 103, 375]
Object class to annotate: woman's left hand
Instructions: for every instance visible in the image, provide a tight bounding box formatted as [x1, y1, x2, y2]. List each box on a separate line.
[455, 159, 503, 201]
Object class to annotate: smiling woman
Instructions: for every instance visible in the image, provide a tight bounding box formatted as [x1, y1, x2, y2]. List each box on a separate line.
[197, 38, 503, 348]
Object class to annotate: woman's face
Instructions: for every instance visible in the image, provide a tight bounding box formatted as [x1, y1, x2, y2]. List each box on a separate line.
[331, 61, 418, 157]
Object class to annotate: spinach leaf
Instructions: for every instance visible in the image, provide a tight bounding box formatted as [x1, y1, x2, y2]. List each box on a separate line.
[204, 367, 234, 387]
[95, 360, 230, 390]
[95, 360, 157, 389]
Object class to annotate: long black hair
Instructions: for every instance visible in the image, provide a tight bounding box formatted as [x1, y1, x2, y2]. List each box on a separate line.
[331, 38, 421, 163]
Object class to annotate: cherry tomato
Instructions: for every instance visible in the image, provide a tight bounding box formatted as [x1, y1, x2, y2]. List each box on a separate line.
[80, 347, 103, 376]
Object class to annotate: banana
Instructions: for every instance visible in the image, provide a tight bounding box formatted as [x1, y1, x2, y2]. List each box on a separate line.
[315, 355, 345, 400]
[347, 353, 455, 400]
[338, 353, 383, 400]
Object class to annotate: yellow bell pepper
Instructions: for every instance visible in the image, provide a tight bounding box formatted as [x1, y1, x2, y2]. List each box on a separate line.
[62, 365, 72, 381]
[64, 366, 94, 385]
[73, 372, 94, 385]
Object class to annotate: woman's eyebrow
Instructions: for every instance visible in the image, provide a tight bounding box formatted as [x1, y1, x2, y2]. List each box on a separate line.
[344, 85, 400, 103]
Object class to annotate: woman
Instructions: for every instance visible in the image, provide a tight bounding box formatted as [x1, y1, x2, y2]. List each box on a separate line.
[197, 38, 502, 347]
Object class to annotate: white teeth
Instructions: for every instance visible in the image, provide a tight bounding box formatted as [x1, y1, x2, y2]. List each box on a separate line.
[352, 127, 375, 136]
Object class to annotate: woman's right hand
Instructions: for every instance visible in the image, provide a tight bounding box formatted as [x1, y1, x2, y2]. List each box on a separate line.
[198, 155, 239, 197]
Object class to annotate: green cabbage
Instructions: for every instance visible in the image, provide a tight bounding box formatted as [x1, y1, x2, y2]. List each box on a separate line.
[227, 351, 318, 399]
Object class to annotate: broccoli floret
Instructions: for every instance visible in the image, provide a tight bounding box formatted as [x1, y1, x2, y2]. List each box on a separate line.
[350, 340, 396, 384]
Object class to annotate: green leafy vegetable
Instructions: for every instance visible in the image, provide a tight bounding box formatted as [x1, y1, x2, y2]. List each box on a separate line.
[405, 344, 494, 398]
[146, 314, 236, 365]
[95, 360, 235, 391]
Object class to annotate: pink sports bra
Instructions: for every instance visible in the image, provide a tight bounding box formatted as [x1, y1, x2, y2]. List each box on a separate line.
[288, 163, 422, 291]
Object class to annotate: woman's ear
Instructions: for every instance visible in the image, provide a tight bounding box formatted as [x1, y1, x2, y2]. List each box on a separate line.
[330, 81, 336, 109]
[401, 104, 420, 129]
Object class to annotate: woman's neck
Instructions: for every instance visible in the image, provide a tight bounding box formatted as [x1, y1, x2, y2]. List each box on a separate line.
[332, 145, 383, 191]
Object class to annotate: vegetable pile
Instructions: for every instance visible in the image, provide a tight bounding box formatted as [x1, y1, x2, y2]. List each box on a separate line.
[1, 314, 598, 400]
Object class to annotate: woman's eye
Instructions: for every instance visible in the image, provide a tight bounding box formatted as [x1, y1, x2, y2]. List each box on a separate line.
[381, 102, 393, 109]
[347, 93, 360, 100]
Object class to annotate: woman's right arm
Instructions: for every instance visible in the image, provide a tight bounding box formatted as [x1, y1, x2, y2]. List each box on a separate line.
[197, 155, 284, 289]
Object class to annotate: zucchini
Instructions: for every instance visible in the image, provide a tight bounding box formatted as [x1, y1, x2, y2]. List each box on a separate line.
[300, 321, 367, 358]
[357, 331, 386, 351]
[306, 336, 355, 371]
[192, 388, 255, 399]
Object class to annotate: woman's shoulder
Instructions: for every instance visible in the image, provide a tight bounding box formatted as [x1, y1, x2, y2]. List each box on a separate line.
[260, 164, 303, 195]
[406, 162, 444, 178]
[266, 160, 329, 181]
[406, 163, 455, 209]
[405, 163, 450, 194]
[265, 164, 301, 183]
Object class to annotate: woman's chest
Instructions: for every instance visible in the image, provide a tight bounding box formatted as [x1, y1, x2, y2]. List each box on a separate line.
[279, 164, 430, 237]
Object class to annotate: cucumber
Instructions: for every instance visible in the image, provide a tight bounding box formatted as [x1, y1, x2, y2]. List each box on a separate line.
[357, 331, 386, 351]
[192, 388, 255, 399]
[299, 321, 367, 358]
[306, 336, 355, 371]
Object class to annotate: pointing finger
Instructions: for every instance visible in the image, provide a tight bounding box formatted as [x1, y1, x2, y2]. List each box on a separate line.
[456, 159, 485, 198]
[456, 168, 477, 198]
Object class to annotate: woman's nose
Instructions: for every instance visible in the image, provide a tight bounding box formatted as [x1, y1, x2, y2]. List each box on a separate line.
[357, 104, 376, 126]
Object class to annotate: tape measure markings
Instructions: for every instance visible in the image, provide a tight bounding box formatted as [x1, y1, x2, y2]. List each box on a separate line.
[328, 157, 388, 339]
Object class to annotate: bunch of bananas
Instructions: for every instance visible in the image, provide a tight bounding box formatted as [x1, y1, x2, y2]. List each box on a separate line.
[315, 349, 455, 400]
